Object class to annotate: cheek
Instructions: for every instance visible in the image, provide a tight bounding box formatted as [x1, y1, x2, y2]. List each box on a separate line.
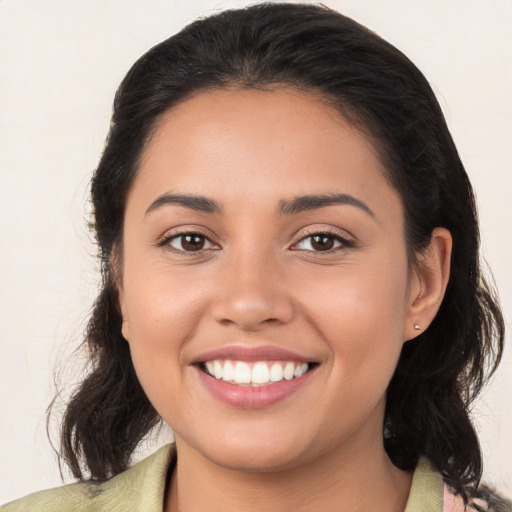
[121, 259, 211, 379]
[301, 260, 409, 378]
[122, 279, 207, 421]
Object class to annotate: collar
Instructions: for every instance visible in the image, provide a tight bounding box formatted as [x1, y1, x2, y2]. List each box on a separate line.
[26, 446, 441, 511]
[95, 446, 443, 511]
[404, 458, 444, 512]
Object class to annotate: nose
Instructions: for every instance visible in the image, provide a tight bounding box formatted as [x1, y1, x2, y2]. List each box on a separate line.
[211, 253, 295, 331]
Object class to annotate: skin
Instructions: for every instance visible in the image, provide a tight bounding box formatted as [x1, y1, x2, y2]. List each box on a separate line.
[118, 88, 452, 512]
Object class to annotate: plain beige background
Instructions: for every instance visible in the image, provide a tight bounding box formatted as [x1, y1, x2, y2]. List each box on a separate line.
[1, 0, 510, 503]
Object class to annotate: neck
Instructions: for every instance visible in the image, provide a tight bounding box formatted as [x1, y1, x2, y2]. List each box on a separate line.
[165, 434, 412, 512]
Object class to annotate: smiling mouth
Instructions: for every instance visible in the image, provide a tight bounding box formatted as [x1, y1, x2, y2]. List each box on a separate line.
[200, 360, 317, 387]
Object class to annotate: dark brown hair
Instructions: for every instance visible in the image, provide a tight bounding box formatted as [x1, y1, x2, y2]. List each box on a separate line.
[54, 2, 504, 501]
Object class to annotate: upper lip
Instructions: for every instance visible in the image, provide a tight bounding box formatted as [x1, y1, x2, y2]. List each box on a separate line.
[192, 345, 315, 364]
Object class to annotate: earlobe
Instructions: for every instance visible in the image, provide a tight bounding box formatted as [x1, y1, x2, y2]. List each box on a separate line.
[121, 317, 130, 342]
[404, 227, 452, 341]
[118, 286, 131, 342]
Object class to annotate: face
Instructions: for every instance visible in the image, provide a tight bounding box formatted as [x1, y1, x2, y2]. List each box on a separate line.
[119, 88, 420, 472]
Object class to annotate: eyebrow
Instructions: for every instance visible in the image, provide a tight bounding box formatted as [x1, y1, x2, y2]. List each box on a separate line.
[278, 193, 375, 218]
[144, 192, 374, 218]
[145, 193, 223, 216]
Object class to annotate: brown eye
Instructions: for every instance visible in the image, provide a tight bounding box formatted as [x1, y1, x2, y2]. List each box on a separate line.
[310, 234, 335, 251]
[181, 234, 205, 251]
[293, 231, 353, 252]
[168, 233, 216, 252]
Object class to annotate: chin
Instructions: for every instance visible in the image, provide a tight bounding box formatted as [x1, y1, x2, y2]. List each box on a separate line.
[188, 429, 312, 474]
[214, 447, 307, 474]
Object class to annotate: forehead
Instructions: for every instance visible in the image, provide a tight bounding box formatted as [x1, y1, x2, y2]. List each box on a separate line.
[129, 87, 401, 221]
[147, 87, 377, 158]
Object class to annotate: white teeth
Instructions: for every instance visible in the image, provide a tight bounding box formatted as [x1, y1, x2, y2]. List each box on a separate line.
[283, 362, 295, 380]
[222, 360, 235, 381]
[213, 360, 223, 380]
[203, 359, 311, 386]
[269, 362, 284, 382]
[233, 362, 251, 384]
[295, 363, 307, 377]
[252, 362, 270, 384]
[294, 363, 308, 378]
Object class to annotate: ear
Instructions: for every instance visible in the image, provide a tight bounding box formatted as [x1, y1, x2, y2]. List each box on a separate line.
[119, 289, 131, 342]
[404, 227, 452, 341]
[111, 246, 131, 342]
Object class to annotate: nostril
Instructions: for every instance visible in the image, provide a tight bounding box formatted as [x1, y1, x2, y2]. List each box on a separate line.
[216, 316, 287, 331]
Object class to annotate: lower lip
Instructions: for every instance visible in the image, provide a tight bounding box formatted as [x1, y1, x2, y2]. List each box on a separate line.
[196, 367, 315, 409]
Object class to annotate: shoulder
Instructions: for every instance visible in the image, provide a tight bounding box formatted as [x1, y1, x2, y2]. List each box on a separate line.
[405, 458, 511, 512]
[1, 481, 94, 512]
[1, 445, 175, 512]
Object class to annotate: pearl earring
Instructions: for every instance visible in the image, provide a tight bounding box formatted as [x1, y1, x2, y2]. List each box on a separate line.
[414, 323, 420, 331]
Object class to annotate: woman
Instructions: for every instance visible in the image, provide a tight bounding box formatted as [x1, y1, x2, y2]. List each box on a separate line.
[2, 3, 509, 511]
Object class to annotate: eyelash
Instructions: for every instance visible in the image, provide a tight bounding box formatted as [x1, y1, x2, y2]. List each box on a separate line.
[157, 230, 219, 255]
[158, 228, 355, 255]
[292, 229, 355, 253]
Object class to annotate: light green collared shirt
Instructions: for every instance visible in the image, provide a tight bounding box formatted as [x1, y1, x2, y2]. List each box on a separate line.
[0, 446, 501, 511]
